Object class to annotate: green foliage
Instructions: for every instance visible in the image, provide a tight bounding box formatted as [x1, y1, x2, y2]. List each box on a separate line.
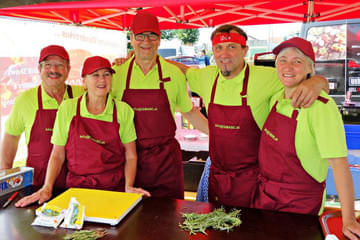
[126, 31, 133, 51]
[175, 29, 200, 45]
[179, 207, 242, 235]
[63, 229, 106, 240]
[161, 30, 176, 40]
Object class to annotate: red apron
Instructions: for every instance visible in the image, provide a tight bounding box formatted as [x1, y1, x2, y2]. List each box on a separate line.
[121, 56, 184, 199]
[253, 99, 326, 215]
[208, 65, 260, 207]
[27, 85, 73, 188]
[65, 96, 125, 191]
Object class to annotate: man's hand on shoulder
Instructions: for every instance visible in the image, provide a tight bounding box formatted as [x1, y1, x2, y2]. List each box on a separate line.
[112, 50, 134, 66]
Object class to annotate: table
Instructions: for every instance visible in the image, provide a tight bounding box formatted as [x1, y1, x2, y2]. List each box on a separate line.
[0, 186, 324, 240]
[175, 112, 209, 152]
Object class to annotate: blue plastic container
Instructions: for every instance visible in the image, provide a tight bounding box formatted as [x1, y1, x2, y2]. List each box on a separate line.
[326, 154, 360, 198]
[326, 167, 360, 198]
[344, 124, 360, 150]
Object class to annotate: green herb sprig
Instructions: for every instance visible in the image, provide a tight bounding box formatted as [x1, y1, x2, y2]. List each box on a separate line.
[179, 207, 241, 235]
[63, 228, 107, 240]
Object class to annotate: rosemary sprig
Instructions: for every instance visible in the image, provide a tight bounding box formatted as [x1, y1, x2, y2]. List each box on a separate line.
[63, 228, 107, 240]
[179, 207, 241, 235]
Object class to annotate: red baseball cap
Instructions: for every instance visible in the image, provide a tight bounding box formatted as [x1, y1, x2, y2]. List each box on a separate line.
[39, 45, 70, 63]
[81, 56, 115, 77]
[273, 37, 315, 62]
[131, 12, 161, 36]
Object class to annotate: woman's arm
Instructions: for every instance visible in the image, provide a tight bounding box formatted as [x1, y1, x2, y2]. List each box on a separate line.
[329, 157, 360, 240]
[123, 141, 150, 197]
[15, 145, 66, 207]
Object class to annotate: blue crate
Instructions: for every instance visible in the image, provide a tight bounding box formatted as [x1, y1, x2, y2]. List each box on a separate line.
[326, 154, 360, 198]
[344, 124, 360, 150]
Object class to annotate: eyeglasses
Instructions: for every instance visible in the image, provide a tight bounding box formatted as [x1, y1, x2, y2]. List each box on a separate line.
[134, 33, 159, 41]
[41, 61, 66, 70]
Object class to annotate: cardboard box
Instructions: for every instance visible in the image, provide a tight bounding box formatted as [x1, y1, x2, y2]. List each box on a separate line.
[0, 167, 33, 196]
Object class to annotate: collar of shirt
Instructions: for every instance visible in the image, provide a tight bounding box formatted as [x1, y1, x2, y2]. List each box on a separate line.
[40, 84, 69, 107]
[80, 92, 114, 118]
[217, 60, 247, 84]
[273, 90, 301, 113]
[132, 56, 159, 78]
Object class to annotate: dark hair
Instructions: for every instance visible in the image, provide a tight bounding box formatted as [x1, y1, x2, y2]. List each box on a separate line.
[211, 25, 248, 41]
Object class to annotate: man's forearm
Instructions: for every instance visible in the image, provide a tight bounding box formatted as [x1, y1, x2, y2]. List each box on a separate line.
[313, 75, 329, 93]
[165, 59, 189, 75]
[182, 107, 209, 135]
[0, 133, 20, 169]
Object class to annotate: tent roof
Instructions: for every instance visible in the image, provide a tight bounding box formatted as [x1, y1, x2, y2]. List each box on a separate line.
[1, 0, 360, 30]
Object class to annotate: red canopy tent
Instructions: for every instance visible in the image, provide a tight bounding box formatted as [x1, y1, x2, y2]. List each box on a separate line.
[0, 0, 360, 31]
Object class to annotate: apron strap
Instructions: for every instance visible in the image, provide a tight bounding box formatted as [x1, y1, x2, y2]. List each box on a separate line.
[210, 74, 220, 103]
[37, 86, 43, 110]
[240, 64, 249, 106]
[210, 64, 249, 105]
[66, 85, 73, 98]
[38, 85, 73, 110]
[317, 96, 329, 104]
[291, 109, 299, 119]
[125, 58, 136, 90]
[126, 56, 170, 90]
[76, 96, 82, 117]
[273, 101, 299, 120]
[112, 99, 118, 123]
[156, 56, 171, 89]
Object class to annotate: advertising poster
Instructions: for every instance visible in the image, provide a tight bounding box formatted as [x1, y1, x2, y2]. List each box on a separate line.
[0, 17, 127, 163]
[347, 23, 360, 91]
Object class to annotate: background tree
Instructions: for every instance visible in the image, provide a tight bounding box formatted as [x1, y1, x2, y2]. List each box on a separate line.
[126, 31, 133, 52]
[175, 29, 200, 45]
[161, 30, 176, 40]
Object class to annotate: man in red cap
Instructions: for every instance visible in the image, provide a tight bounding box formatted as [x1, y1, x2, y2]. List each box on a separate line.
[171, 24, 329, 208]
[112, 12, 209, 199]
[0, 45, 84, 188]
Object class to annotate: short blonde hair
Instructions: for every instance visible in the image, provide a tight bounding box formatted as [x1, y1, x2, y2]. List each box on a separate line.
[275, 47, 315, 77]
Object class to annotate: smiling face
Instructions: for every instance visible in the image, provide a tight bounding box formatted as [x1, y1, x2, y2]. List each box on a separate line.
[130, 31, 160, 62]
[38, 55, 70, 89]
[83, 68, 112, 98]
[212, 31, 248, 79]
[276, 47, 313, 89]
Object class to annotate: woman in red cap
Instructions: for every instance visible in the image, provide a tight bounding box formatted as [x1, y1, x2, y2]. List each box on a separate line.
[253, 37, 360, 239]
[16, 56, 149, 207]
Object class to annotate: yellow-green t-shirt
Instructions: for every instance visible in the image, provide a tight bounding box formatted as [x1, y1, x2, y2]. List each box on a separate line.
[270, 90, 347, 182]
[51, 93, 136, 146]
[111, 55, 193, 117]
[186, 62, 283, 129]
[5, 85, 84, 144]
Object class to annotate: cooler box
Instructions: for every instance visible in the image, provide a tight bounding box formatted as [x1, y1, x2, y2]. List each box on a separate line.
[344, 124, 360, 149]
[326, 154, 360, 199]
[0, 167, 33, 196]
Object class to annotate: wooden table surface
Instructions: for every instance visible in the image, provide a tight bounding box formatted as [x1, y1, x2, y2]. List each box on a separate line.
[0, 186, 324, 240]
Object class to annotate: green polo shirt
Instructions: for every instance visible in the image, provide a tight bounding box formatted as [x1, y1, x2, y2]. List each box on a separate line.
[51, 93, 136, 146]
[186, 62, 283, 129]
[111, 55, 193, 117]
[5, 85, 84, 144]
[270, 90, 347, 182]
